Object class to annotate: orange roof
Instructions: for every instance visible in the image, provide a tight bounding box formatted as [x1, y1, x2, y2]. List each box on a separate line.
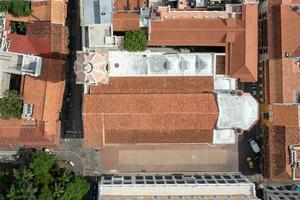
[7, 22, 69, 58]
[148, 4, 258, 82]
[273, 105, 300, 127]
[83, 78, 218, 149]
[113, 13, 140, 32]
[6, 0, 68, 25]
[114, 0, 145, 11]
[267, 3, 300, 59]
[266, 59, 300, 103]
[264, 126, 300, 181]
[90, 77, 214, 94]
[0, 59, 65, 148]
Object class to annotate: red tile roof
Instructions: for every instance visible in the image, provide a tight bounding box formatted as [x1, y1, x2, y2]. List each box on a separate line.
[148, 4, 258, 82]
[265, 59, 300, 104]
[7, 22, 69, 59]
[114, 0, 145, 11]
[273, 104, 299, 127]
[264, 126, 300, 181]
[267, 4, 300, 59]
[83, 79, 218, 149]
[6, 0, 68, 25]
[90, 77, 214, 94]
[113, 13, 140, 32]
[263, 0, 300, 182]
[0, 59, 65, 148]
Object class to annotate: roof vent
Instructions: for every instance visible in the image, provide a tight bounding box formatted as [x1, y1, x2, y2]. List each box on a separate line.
[285, 52, 290, 57]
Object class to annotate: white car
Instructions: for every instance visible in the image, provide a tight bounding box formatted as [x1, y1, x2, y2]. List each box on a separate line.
[249, 139, 261, 154]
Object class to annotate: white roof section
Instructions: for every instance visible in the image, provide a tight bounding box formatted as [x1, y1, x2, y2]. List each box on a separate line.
[98, 173, 258, 197]
[74, 52, 109, 85]
[0, 51, 42, 77]
[216, 93, 259, 130]
[108, 51, 216, 77]
[213, 129, 237, 144]
[81, 0, 113, 25]
[214, 75, 236, 91]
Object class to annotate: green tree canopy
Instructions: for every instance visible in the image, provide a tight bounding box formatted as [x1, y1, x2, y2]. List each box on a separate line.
[38, 184, 53, 200]
[61, 177, 90, 200]
[0, 0, 31, 17]
[0, 90, 23, 120]
[124, 30, 148, 52]
[28, 151, 56, 185]
[1, 151, 90, 200]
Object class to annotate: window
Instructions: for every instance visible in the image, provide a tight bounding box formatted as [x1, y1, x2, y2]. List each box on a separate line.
[295, 91, 300, 103]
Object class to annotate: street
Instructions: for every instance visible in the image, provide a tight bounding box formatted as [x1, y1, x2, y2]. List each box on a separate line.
[60, 0, 84, 139]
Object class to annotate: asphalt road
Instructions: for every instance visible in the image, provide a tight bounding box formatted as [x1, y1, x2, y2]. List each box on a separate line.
[60, 0, 84, 138]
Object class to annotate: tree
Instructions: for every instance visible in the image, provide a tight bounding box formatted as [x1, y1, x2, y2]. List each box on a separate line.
[6, 169, 38, 200]
[38, 184, 53, 200]
[124, 30, 148, 52]
[28, 151, 56, 185]
[61, 177, 90, 200]
[0, 2, 10, 12]
[0, 151, 90, 200]
[0, 90, 23, 120]
[8, 0, 31, 17]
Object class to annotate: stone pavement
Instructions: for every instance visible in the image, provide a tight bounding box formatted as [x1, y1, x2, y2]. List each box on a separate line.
[55, 139, 101, 176]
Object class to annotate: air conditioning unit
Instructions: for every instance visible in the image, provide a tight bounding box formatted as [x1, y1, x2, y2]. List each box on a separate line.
[21, 104, 33, 120]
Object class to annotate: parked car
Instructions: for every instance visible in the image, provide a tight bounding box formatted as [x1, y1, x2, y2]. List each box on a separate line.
[92, 183, 98, 194]
[68, 161, 75, 167]
[246, 156, 254, 169]
[249, 138, 261, 154]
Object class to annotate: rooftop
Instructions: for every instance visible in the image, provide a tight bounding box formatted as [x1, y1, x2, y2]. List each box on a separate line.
[0, 51, 42, 77]
[0, 59, 65, 148]
[81, 0, 113, 25]
[98, 173, 258, 199]
[7, 22, 69, 59]
[6, 0, 68, 25]
[147, 4, 258, 82]
[108, 51, 219, 77]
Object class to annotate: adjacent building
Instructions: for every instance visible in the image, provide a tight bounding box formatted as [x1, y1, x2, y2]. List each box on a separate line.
[263, 183, 300, 200]
[260, 0, 300, 181]
[98, 173, 259, 200]
[0, 1, 68, 148]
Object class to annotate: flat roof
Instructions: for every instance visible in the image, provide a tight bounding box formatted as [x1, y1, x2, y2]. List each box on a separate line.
[0, 51, 42, 76]
[82, 0, 113, 25]
[217, 93, 259, 130]
[108, 51, 216, 76]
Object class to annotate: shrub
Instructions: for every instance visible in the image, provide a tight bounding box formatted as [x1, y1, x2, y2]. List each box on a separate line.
[0, 0, 31, 17]
[124, 30, 148, 52]
[0, 90, 23, 120]
[8, 0, 31, 17]
[0, 2, 10, 12]
[10, 21, 27, 35]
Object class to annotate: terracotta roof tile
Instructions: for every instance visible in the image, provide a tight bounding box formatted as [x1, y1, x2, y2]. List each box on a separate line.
[8, 22, 69, 59]
[6, 0, 68, 25]
[148, 4, 258, 82]
[105, 130, 213, 144]
[0, 59, 65, 148]
[114, 0, 145, 11]
[267, 4, 300, 59]
[90, 77, 214, 94]
[264, 126, 300, 181]
[266, 59, 300, 103]
[83, 93, 218, 149]
[83, 93, 218, 115]
[113, 13, 140, 32]
[273, 105, 299, 127]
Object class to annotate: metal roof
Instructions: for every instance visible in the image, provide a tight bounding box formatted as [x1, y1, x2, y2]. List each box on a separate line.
[82, 0, 113, 25]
